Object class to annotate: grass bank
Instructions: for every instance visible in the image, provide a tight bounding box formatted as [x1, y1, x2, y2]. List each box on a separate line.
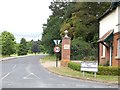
[41, 55, 119, 84]
[41, 55, 56, 63]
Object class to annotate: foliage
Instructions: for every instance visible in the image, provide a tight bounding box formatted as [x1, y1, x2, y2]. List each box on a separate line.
[97, 66, 120, 76]
[1, 31, 16, 56]
[31, 41, 40, 54]
[26, 39, 45, 54]
[42, 2, 111, 59]
[41, 55, 56, 63]
[68, 62, 81, 71]
[68, 62, 120, 76]
[71, 38, 93, 60]
[15, 43, 20, 54]
[17, 38, 28, 56]
[39, 45, 46, 53]
[42, 16, 62, 55]
[27, 40, 33, 53]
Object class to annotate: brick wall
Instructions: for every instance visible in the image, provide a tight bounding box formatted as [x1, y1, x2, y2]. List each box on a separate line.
[61, 38, 70, 60]
[112, 32, 120, 66]
[99, 32, 120, 66]
[99, 43, 110, 65]
[61, 37, 71, 67]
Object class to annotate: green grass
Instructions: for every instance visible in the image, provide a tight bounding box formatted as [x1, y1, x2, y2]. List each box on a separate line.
[41, 55, 119, 84]
[48, 67, 119, 84]
[41, 55, 56, 63]
[0, 54, 17, 58]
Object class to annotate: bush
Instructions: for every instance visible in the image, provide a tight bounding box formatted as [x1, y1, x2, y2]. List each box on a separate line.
[71, 38, 98, 60]
[82, 56, 97, 61]
[68, 62, 81, 71]
[68, 62, 120, 76]
[97, 66, 120, 76]
[71, 38, 92, 60]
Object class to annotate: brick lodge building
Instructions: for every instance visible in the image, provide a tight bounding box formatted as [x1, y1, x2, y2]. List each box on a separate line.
[98, 2, 120, 66]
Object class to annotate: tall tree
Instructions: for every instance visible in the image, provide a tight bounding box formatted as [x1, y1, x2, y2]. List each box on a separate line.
[42, 2, 111, 59]
[1, 31, 16, 56]
[41, 2, 68, 55]
[27, 40, 33, 54]
[42, 16, 63, 55]
[18, 38, 28, 56]
[31, 41, 40, 54]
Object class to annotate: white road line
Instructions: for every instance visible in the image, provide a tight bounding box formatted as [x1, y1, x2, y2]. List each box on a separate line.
[1, 64, 16, 80]
[1, 72, 10, 80]
[12, 64, 16, 70]
[23, 73, 40, 79]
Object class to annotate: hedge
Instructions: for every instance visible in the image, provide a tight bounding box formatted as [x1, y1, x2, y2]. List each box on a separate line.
[68, 62, 120, 76]
[97, 66, 120, 76]
[68, 62, 81, 71]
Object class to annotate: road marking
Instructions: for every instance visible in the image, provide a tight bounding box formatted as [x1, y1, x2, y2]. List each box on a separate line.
[1, 72, 10, 80]
[23, 73, 40, 79]
[12, 65, 16, 70]
[1, 64, 16, 80]
[26, 65, 31, 74]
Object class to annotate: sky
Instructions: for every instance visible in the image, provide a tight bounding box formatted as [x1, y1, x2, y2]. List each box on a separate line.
[0, 0, 52, 43]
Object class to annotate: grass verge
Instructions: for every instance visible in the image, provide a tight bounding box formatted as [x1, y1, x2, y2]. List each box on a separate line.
[47, 67, 118, 84]
[41, 55, 119, 84]
[41, 55, 56, 63]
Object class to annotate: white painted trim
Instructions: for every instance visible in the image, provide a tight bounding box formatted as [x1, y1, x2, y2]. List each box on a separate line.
[102, 45, 106, 57]
[110, 47, 112, 66]
[115, 56, 120, 59]
[101, 56, 105, 59]
[117, 39, 120, 58]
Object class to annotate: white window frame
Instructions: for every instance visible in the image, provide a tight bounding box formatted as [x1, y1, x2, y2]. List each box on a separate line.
[118, 39, 120, 58]
[102, 45, 106, 57]
[115, 39, 120, 59]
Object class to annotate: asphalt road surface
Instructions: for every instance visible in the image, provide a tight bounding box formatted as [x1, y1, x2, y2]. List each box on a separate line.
[1, 55, 118, 88]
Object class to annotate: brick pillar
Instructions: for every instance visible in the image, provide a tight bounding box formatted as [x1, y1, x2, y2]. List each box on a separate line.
[61, 30, 71, 67]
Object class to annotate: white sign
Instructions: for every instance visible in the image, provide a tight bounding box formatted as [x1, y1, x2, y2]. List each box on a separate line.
[81, 62, 98, 72]
[64, 44, 70, 49]
[53, 40, 61, 45]
[54, 46, 60, 53]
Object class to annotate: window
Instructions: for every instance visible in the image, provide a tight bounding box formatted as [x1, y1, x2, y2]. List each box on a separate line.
[118, 39, 120, 58]
[102, 45, 106, 57]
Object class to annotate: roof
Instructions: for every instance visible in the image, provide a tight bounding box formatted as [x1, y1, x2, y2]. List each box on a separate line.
[98, 1, 120, 21]
[98, 30, 114, 43]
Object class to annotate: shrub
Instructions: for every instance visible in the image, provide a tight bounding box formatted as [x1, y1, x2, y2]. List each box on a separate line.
[68, 62, 120, 76]
[71, 38, 92, 60]
[97, 66, 120, 76]
[68, 62, 81, 71]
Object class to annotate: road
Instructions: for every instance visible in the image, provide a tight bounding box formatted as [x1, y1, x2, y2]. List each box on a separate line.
[1, 55, 118, 88]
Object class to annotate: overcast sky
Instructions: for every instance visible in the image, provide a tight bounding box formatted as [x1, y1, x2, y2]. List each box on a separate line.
[0, 0, 52, 43]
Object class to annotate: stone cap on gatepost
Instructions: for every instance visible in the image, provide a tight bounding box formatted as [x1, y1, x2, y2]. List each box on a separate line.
[63, 30, 70, 39]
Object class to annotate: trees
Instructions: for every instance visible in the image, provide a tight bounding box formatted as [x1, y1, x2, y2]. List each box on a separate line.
[31, 41, 40, 54]
[42, 2, 111, 60]
[27, 40, 33, 54]
[17, 38, 28, 56]
[71, 38, 91, 60]
[42, 16, 63, 55]
[41, 2, 68, 55]
[1, 31, 16, 56]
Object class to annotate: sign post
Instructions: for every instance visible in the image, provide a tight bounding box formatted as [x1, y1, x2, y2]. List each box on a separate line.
[53, 40, 61, 67]
[54, 46, 60, 67]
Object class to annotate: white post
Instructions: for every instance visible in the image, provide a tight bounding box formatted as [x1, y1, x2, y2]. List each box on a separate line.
[83, 71, 85, 77]
[94, 72, 96, 78]
[110, 47, 112, 66]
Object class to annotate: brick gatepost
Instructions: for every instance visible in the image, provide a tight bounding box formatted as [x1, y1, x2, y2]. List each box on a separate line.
[61, 30, 71, 67]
